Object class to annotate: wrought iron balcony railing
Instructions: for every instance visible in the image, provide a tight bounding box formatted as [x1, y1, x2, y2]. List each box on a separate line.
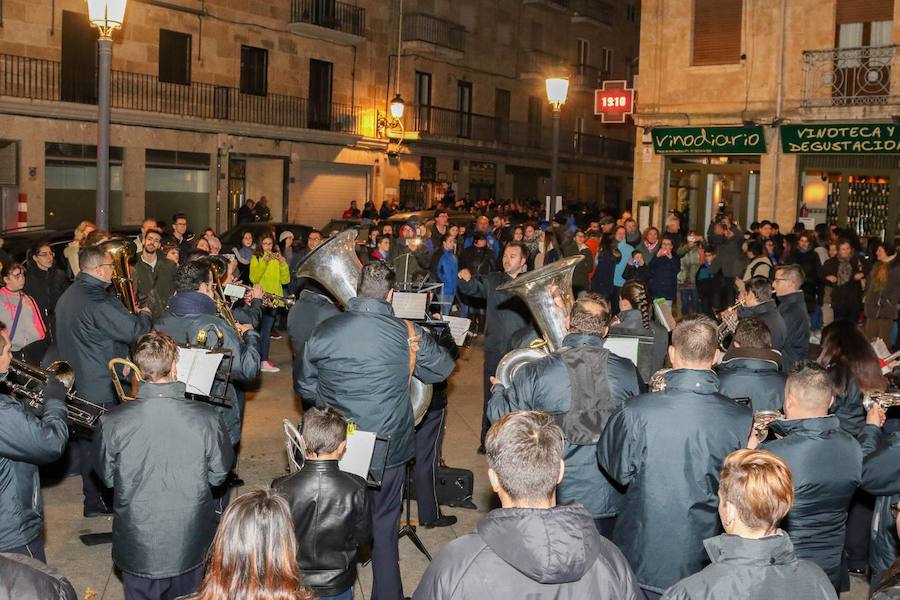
[0, 53, 361, 133]
[404, 104, 632, 162]
[402, 14, 465, 53]
[290, 0, 366, 37]
[801, 45, 899, 108]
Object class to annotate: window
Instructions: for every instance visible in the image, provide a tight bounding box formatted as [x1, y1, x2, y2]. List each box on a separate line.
[531, 21, 543, 51]
[626, 3, 638, 23]
[159, 30, 191, 85]
[601, 47, 613, 74]
[527, 95, 542, 148]
[836, 0, 893, 47]
[692, 0, 743, 66]
[457, 81, 472, 138]
[308, 59, 334, 130]
[494, 88, 511, 142]
[240, 45, 268, 96]
[577, 38, 590, 67]
[415, 71, 432, 132]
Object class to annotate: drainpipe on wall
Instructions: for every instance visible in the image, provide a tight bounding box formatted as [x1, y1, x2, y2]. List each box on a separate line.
[771, 0, 788, 220]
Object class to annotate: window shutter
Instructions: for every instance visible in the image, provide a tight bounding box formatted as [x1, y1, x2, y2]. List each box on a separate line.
[836, 0, 893, 25]
[692, 0, 743, 66]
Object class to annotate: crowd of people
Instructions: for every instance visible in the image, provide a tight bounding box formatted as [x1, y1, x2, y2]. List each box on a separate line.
[0, 198, 897, 600]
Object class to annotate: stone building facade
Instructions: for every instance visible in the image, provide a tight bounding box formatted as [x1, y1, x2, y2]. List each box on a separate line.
[0, 0, 638, 231]
[633, 0, 899, 243]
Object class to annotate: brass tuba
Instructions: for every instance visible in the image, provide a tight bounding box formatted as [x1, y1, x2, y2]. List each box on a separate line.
[295, 229, 433, 424]
[494, 255, 584, 387]
[99, 238, 139, 313]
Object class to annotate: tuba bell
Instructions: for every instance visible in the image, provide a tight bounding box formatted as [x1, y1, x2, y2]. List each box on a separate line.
[494, 255, 584, 387]
[99, 238, 139, 313]
[295, 229, 433, 425]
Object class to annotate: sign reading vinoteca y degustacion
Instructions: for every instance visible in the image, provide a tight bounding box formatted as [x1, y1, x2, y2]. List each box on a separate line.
[781, 124, 900, 154]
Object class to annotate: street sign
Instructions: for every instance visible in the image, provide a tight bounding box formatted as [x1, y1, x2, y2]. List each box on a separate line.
[594, 80, 634, 123]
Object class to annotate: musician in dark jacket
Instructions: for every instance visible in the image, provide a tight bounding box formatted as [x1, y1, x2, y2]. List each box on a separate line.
[413, 411, 642, 600]
[0, 552, 78, 599]
[660, 449, 836, 600]
[0, 325, 68, 562]
[273, 406, 371, 600]
[773, 264, 811, 372]
[716, 317, 786, 412]
[735, 276, 787, 352]
[298, 261, 454, 600]
[598, 315, 753, 597]
[288, 285, 340, 409]
[96, 332, 233, 599]
[871, 498, 900, 600]
[610, 279, 668, 383]
[857, 422, 900, 586]
[760, 364, 862, 590]
[55, 245, 152, 515]
[154, 259, 261, 448]
[23, 241, 69, 342]
[488, 293, 641, 536]
[457, 242, 533, 447]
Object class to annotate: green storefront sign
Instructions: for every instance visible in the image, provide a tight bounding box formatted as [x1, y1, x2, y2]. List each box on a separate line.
[781, 124, 900, 154]
[652, 126, 767, 155]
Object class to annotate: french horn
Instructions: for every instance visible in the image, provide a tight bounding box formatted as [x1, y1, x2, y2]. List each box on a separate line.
[494, 255, 583, 387]
[295, 229, 433, 425]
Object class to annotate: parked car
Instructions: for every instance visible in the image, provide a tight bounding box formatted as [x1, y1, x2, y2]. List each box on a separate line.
[219, 222, 314, 253]
[0, 225, 142, 274]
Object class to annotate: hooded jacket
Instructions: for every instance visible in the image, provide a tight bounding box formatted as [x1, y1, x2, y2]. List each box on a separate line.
[412, 504, 642, 600]
[55, 273, 152, 406]
[95, 381, 233, 578]
[716, 348, 785, 412]
[287, 289, 341, 402]
[777, 291, 810, 373]
[858, 429, 900, 576]
[762, 416, 862, 588]
[737, 300, 787, 352]
[660, 533, 836, 600]
[597, 369, 753, 593]
[298, 297, 455, 468]
[487, 333, 641, 518]
[0, 384, 68, 552]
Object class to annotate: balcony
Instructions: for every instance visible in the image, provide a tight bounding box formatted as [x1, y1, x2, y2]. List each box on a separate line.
[801, 45, 899, 108]
[570, 0, 613, 27]
[571, 64, 600, 92]
[523, 0, 570, 12]
[403, 104, 632, 163]
[518, 50, 568, 81]
[402, 14, 465, 60]
[0, 54, 362, 134]
[289, 0, 366, 45]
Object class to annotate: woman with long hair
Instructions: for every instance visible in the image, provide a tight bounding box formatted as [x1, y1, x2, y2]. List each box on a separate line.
[232, 230, 256, 283]
[250, 233, 290, 373]
[188, 489, 314, 600]
[609, 278, 668, 383]
[863, 242, 899, 344]
[0, 261, 47, 363]
[590, 233, 619, 306]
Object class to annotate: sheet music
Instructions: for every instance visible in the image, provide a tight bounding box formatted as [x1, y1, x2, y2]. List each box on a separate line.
[653, 299, 676, 332]
[391, 291, 429, 320]
[223, 283, 246, 300]
[339, 429, 377, 479]
[176, 347, 225, 397]
[443, 315, 472, 346]
[605, 336, 640, 364]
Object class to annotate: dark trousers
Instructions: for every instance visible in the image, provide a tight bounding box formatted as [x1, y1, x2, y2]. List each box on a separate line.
[834, 304, 861, 323]
[845, 490, 875, 571]
[593, 517, 616, 540]
[414, 407, 446, 524]
[5, 538, 46, 563]
[368, 464, 405, 600]
[73, 434, 110, 512]
[643, 590, 662, 600]
[259, 307, 276, 361]
[122, 565, 204, 600]
[482, 350, 503, 445]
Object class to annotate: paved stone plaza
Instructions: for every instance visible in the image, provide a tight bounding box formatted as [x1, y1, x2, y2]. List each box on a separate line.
[39, 338, 868, 599]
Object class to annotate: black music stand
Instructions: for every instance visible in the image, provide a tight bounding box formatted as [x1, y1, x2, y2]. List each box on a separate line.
[399, 461, 431, 561]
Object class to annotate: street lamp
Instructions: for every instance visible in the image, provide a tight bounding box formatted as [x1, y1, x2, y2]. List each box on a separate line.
[86, 0, 127, 230]
[389, 93, 406, 120]
[545, 77, 569, 219]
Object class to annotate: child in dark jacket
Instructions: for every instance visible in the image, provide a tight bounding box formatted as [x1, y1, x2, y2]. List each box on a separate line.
[649, 238, 681, 302]
[623, 250, 650, 286]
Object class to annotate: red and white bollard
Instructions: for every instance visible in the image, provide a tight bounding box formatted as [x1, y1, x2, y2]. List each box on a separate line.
[16, 193, 27, 229]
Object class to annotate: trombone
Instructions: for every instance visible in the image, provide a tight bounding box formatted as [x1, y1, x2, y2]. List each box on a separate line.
[5, 358, 108, 432]
[863, 391, 900, 412]
[224, 283, 295, 309]
[208, 257, 241, 334]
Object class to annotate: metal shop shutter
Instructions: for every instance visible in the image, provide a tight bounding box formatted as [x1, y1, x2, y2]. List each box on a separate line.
[296, 161, 369, 228]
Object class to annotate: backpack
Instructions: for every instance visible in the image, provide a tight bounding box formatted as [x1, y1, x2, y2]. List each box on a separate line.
[749, 258, 775, 282]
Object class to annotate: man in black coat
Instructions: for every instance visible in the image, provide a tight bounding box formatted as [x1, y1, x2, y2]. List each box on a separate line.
[154, 259, 261, 449]
[287, 285, 340, 410]
[413, 411, 642, 600]
[457, 241, 530, 450]
[55, 245, 152, 515]
[760, 364, 862, 591]
[131, 228, 177, 322]
[716, 317, 786, 412]
[96, 332, 233, 600]
[734, 276, 787, 352]
[298, 262, 455, 600]
[773, 264, 811, 373]
[598, 315, 753, 598]
[0, 326, 68, 562]
[273, 406, 371, 600]
[488, 293, 641, 537]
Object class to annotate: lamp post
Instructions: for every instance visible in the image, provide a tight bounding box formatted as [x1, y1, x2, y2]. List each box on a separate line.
[545, 77, 569, 218]
[85, 0, 127, 230]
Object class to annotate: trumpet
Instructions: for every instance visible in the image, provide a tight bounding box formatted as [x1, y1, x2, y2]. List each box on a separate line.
[223, 282, 295, 309]
[716, 299, 745, 350]
[5, 358, 108, 432]
[753, 410, 783, 441]
[863, 391, 900, 411]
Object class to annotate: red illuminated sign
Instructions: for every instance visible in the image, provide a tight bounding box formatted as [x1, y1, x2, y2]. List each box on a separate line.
[594, 80, 635, 124]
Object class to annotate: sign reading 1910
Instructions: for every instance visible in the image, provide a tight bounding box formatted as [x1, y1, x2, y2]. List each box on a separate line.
[652, 126, 767, 154]
[781, 124, 900, 154]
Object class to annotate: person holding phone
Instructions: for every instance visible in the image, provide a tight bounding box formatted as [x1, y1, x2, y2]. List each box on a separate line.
[250, 233, 290, 373]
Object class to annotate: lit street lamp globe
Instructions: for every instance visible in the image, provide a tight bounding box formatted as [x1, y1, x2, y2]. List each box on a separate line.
[546, 77, 570, 111]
